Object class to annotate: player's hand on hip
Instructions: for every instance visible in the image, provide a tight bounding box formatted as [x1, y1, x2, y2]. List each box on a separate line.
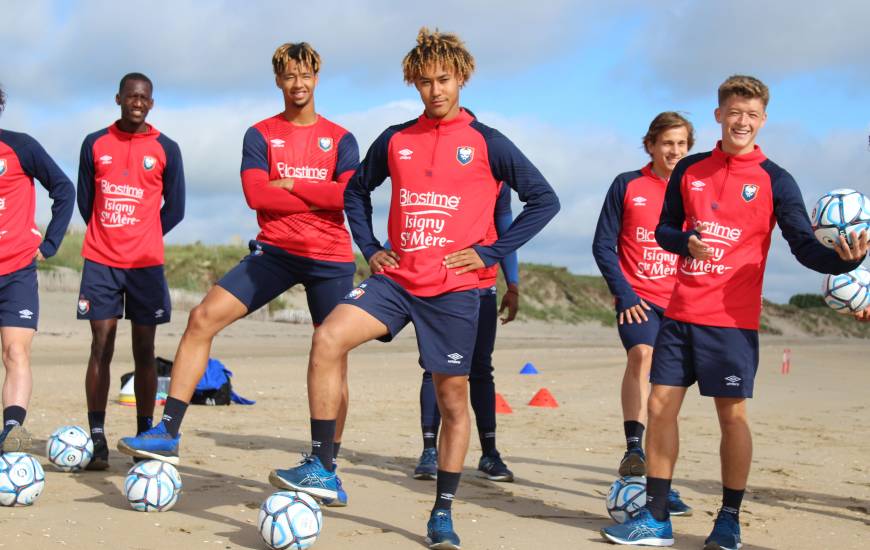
[443, 248, 485, 275]
[834, 229, 869, 261]
[499, 283, 519, 324]
[618, 299, 650, 325]
[34, 250, 45, 261]
[369, 249, 399, 274]
[269, 177, 295, 191]
[688, 235, 713, 260]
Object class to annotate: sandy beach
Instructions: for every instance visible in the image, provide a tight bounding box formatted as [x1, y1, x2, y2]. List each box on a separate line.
[1, 289, 868, 550]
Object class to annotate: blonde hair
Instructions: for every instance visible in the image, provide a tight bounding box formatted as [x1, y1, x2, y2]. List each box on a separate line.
[643, 112, 695, 156]
[402, 27, 475, 85]
[718, 75, 770, 108]
[272, 42, 321, 75]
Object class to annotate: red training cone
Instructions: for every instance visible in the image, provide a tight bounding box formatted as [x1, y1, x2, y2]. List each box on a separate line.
[781, 348, 791, 375]
[495, 393, 513, 414]
[528, 388, 558, 408]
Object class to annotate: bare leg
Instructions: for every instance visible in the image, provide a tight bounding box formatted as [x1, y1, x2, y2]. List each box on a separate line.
[715, 397, 752, 491]
[1, 327, 35, 410]
[432, 374, 470, 472]
[131, 323, 157, 421]
[85, 319, 118, 412]
[621, 344, 653, 424]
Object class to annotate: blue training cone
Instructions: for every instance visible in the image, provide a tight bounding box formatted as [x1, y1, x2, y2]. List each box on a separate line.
[520, 362, 539, 375]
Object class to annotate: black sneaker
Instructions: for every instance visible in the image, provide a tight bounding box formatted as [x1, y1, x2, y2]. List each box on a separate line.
[0, 424, 32, 453]
[86, 435, 110, 471]
[477, 450, 514, 482]
[618, 447, 646, 477]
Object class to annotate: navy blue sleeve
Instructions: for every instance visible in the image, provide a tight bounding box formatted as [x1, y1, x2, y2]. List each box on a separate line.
[77, 132, 100, 225]
[470, 123, 560, 267]
[592, 174, 640, 311]
[655, 154, 704, 256]
[16, 135, 75, 258]
[493, 185, 519, 285]
[766, 161, 864, 274]
[336, 132, 360, 176]
[344, 126, 399, 260]
[241, 127, 269, 172]
[157, 134, 185, 235]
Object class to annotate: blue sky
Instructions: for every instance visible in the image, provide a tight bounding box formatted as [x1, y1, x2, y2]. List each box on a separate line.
[3, 0, 869, 302]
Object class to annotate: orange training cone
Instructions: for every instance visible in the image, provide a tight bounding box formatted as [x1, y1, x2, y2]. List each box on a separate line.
[781, 348, 791, 374]
[495, 393, 513, 414]
[528, 388, 558, 408]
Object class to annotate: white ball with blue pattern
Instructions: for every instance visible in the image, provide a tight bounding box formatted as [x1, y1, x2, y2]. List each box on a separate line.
[124, 459, 182, 512]
[606, 476, 647, 524]
[46, 425, 93, 472]
[823, 265, 870, 314]
[0, 452, 45, 506]
[810, 188, 870, 249]
[258, 491, 323, 549]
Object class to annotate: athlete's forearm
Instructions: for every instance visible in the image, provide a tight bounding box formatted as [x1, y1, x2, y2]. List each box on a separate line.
[241, 169, 313, 214]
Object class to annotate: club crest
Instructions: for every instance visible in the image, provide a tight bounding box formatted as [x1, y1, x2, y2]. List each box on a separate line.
[143, 156, 157, 171]
[456, 146, 474, 166]
[318, 137, 333, 152]
[344, 287, 365, 300]
[741, 183, 758, 202]
[0, 159, 6, 176]
[77, 298, 90, 315]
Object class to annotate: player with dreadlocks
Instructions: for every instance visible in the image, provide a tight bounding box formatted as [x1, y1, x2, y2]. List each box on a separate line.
[267, 28, 560, 548]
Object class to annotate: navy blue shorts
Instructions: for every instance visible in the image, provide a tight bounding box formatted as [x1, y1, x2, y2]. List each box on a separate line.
[77, 260, 170, 325]
[617, 301, 666, 351]
[651, 317, 759, 398]
[217, 240, 355, 326]
[343, 275, 480, 375]
[0, 262, 38, 329]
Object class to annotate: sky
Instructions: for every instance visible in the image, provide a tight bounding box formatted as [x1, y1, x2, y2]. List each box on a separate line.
[2, 0, 869, 302]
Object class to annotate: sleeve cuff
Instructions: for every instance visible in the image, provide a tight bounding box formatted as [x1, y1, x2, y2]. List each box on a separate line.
[472, 244, 499, 267]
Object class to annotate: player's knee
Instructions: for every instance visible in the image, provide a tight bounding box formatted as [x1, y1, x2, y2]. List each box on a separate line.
[311, 323, 349, 359]
[187, 303, 218, 336]
[627, 345, 653, 372]
[647, 392, 675, 422]
[2, 342, 30, 370]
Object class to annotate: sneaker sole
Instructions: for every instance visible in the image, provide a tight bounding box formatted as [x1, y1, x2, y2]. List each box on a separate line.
[322, 498, 348, 508]
[413, 471, 437, 480]
[479, 471, 514, 482]
[425, 537, 460, 550]
[669, 508, 693, 517]
[601, 529, 674, 546]
[618, 454, 646, 477]
[268, 470, 338, 501]
[115, 441, 179, 465]
[1, 425, 32, 453]
[703, 543, 741, 550]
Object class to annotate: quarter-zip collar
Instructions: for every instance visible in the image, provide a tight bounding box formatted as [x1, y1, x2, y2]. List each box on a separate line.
[109, 121, 158, 141]
[416, 108, 474, 135]
[711, 140, 766, 167]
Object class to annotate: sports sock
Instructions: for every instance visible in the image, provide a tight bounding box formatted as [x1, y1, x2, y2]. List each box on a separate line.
[721, 486, 744, 517]
[422, 424, 439, 449]
[137, 415, 153, 435]
[87, 410, 106, 438]
[646, 476, 672, 521]
[433, 470, 461, 511]
[478, 428, 496, 455]
[310, 419, 335, 472]
[3, 406, 26, 429]
[623, 420, 645, 451]
[161, 397, 188, 438]
[332, 441, 341, 468]
[420, 372, 440, 449]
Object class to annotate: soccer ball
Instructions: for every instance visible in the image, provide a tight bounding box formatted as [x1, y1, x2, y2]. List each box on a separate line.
[606, 476, 646, 523]
[46, 425, 93, 472]
[823, 266, 870, 314]
[0, 452, 45, 506]
[258, 491, 323, 550]
[124, 460, 182, 512]
[810, 188, 870, 248]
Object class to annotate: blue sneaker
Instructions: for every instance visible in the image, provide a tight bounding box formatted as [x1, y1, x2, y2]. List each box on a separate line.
[322, 468, 348, 507]
[116, 422, 180, 465]
[426, 509, 461, 549]
[269, 455, 338, 501]
[667, 489, 692, 517]
[703, 510, 741, 550]
[414, 448, 438, 480]
[601, 507, 674, 546]
[618, 447, 646, 477]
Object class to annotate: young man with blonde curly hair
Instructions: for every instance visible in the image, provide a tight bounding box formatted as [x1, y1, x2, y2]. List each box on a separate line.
[270, 28, 559, 548]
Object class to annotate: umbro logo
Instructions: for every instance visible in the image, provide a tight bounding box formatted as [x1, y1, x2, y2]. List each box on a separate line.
[270, 139, 285, 148]
[398, 148, 413, 160]
[99, 155, 113, 165]
[724, 375, 741, 386]
[446, 352, 463, 364]
[632, 196, 647, 206]
[18, 309, 33, 320]
[155, 309, 165, 318]
[690, 180, 706, 191]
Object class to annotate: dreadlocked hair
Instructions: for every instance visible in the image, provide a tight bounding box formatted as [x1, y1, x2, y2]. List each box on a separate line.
[272, 42, 321, 75]
[402, 27, 475, 85]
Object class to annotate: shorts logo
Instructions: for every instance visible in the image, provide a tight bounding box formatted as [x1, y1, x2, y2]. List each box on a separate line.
[155, 309, 164, 319]
[446, 352, 463, 365]
[270, 139, 285, 148]
[690, 180, 706, 191]
[99, 155, 113, 165]
[0, 159, 6, 176]
[77, 299, 90, 315]
[741, 184, 758, 202]
[398, 148, 413, 160]
[18, 309, 33, 320]
[252, 243, 264, 256]
[345, 288, 365, 300]
[724, 375, 742, 386]
[632, 196, 647, 206]
[318, 137, 333, 152]
[143, 156, 157, 171]
[456, 146, 474, 166]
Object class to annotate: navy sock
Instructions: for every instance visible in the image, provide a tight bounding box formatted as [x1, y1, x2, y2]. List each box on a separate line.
[646, 476, 672, 521]
[137, 415, 153, 435]
[433, 470, 461, 511]
[87, 410, 106, 438]
[623, 420, 645, 451]
[478, 428, 497, 455]
[332, 441, 341, 468]
[3, 406, 26, 428]
[722, 486, 744, 517]
[161, 397, 188, 438]
[420, 371, 440, 449]
[422, 425, 439, 449]
[310, 419, 335, 472]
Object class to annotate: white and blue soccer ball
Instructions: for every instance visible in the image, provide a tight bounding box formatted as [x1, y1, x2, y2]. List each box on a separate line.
[606, 476, 646, 524]
[0, 452, 45, 506]
[124, 460, 182, 512]
[823, 266, 870, 314]
[810, 188, 870, 249]
[258, 491, 323, 550]
[46, 425, 93, 472]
